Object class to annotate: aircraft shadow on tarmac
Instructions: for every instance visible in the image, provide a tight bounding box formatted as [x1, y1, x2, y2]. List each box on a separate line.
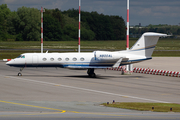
[63, 75, 145, 79]
[9, 74, 145, 80]
[9, 74, 103, 79]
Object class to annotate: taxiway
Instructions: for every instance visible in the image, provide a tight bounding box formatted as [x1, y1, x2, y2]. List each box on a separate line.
[0, 58, 180, 120]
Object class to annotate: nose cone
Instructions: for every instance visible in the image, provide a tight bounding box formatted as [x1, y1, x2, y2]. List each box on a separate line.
[6, 59, 14, 66]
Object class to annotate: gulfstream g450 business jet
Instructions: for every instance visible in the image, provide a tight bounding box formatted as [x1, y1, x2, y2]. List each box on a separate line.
[6, 32, 167, 77]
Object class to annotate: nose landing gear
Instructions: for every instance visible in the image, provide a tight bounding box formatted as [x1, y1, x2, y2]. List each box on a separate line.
[17, 68, 24, 76]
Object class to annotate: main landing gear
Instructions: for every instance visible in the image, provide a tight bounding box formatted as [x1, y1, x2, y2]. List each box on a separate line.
[87, 68, 96, 78]
[17, 67, 24, 76]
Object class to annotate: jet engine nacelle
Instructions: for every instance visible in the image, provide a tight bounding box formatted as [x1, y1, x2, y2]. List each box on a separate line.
[93, 51, 121, 61]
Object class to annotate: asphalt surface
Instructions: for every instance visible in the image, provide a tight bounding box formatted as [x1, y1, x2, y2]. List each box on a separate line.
[134, 57, 180, 72]
[0, 58, 180, 120]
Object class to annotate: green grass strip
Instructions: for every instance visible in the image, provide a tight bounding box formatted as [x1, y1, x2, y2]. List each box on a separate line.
[102, 102, 180, 112]
[1, 39, 180, 59]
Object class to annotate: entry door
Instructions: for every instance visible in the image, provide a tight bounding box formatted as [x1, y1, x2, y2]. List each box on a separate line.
[32, 56, 38, 66]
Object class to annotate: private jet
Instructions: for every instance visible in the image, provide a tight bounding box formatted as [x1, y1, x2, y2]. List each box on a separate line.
[6, 32, 167, 77]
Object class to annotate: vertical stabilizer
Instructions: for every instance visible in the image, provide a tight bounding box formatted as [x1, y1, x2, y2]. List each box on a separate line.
[130, 32, 167, 58]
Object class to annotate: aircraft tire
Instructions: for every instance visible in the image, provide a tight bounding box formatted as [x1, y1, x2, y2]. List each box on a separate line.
[87, 68, 96, 78]
[18, 73, 22, 76]
[89, 73, 96, 78]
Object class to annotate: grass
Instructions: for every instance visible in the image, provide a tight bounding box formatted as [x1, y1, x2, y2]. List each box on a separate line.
[0, 38, 180, 59]
[1, 38, 180, 50]
[0, 51, 39, 59]
[156, 39, 180, 50]
[0, 40, 132, 50]
[153, 51, 180, 57]
[102, 102, 180, 112]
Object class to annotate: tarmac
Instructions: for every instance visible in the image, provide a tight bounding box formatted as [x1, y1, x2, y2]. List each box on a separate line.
[134, 57, 180, 72]
[0, 57, 180, 120]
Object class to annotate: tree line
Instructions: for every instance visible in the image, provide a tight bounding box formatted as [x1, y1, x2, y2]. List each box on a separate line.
[0, 4, 126, 41]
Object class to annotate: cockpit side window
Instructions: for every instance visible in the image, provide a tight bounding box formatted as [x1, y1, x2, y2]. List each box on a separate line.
[17, 55, 22, 58]
[17, 55, 25, 58]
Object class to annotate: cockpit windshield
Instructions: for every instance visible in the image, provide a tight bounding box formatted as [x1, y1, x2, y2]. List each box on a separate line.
[17, 55, 25, 58]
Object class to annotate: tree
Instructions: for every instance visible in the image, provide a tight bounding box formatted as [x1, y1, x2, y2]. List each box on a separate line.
[44, 14, 63, 41]
[81, 28, 95, 40]
[44, 8, 65, 28]
[110, 16, 126, 40]
[12, 7, 40, 41]
[177, 28, 180, 35]
[7, 11, 17, 38]
[63, 24, 78, 40]
[80, 11, 125, 40]
[2, 6, 127, 41]
[0, 4, 11, 41]
[62, 9, 96, 40]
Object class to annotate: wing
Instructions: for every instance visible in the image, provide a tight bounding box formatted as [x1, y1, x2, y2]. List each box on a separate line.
[66, 57, 126, 69]
[66, 66, 109, 69]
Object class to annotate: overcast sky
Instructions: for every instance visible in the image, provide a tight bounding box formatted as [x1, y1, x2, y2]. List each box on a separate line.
[1, 0, 180, 26]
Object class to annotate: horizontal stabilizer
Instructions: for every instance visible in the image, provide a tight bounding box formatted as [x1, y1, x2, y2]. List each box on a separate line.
[143, 32, 168, 37]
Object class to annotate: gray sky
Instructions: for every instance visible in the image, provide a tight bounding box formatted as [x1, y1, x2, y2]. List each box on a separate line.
[1, 0, 180, 26]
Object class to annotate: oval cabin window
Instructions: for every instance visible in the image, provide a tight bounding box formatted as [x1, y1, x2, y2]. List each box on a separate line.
[50, 58, 54, 61]
[65, 58, 69, 61]
[73, 57, 77, 61]
[42, 58, 47, 61]
[58, 58, 62, 61]
[80, 57, 84, 61]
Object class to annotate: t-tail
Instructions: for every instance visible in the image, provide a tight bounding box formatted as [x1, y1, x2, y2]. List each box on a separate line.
[130, 32, 168, 58]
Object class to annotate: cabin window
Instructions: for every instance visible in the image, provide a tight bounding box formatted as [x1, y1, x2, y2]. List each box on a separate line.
[73, 57, 77, 61]
[50, 58, 54, 61]
[58, 58, 62, 61]
[65, 58, 69, 61]
[80, 57, 84, 61]
[42, 58, 47, 61]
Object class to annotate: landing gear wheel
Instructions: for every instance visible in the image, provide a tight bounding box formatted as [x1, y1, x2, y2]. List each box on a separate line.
[89, 73, 96, 78]
[17, 72, 22, 76]
[17, 67, 24, 76]
[87, 68, 96, 78]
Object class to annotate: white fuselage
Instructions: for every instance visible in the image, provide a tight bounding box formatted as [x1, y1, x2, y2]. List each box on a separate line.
[6, 51, 149, 69]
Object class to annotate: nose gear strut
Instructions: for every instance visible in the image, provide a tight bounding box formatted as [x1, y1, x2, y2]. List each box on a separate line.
[18, 67, 24, 76]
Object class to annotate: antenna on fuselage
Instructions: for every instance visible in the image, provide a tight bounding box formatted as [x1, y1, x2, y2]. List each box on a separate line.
[78, 0, 81, 53]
